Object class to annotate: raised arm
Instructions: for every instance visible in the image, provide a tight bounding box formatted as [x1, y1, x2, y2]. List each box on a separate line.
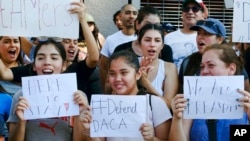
[69, 1, 99, 68]
[169, 94, 191, 141]
[0, 58, 14, 81]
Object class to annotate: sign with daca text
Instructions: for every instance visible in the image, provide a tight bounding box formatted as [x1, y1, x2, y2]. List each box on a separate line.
[233, 0, 250, 43]
[90, 95, 147, 138]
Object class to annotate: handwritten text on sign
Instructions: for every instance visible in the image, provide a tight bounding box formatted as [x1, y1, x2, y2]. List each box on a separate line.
[183, 76, 244, 119]
[22, 73, 78, 120]
[0, 0, 79, 38]
[233, 0, 250, 43]
[90, 95, 147, 138]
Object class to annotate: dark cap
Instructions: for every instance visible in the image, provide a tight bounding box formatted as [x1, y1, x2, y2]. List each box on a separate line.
[190, 18, 226, 38]
[162, 23, 176, 33]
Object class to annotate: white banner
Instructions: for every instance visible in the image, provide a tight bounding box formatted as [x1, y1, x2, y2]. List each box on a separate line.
[184, 76, 244, 119]
[22, 73, 78, 120]
[0, 0, 79, 38]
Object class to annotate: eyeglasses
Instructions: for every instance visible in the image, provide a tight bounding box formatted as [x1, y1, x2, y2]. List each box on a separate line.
[182, 6, 201, 13]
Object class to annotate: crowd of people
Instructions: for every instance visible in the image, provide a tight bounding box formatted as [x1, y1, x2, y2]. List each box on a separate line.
[1, 0, 250, 141]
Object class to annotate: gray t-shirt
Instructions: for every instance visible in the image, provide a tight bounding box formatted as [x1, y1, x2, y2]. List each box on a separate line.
[7, 90, 73, 141]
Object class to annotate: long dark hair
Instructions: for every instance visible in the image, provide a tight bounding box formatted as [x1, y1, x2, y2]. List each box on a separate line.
[135, 5, 161, 35]
[0, 36, 24, 66]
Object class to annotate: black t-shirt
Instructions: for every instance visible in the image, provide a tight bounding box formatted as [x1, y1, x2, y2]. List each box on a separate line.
[114, 41, 174, 63]
[65, 60, 95, 100]
[11, 64, 35, 82]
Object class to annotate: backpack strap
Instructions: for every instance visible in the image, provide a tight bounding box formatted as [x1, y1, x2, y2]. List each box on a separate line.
[206, 119, 217, 141]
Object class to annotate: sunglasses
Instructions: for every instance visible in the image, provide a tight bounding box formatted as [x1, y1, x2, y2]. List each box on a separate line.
[182, 6, 201, 13]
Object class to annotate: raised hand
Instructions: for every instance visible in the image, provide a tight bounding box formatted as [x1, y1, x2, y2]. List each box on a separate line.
[171, 94, 188, 119]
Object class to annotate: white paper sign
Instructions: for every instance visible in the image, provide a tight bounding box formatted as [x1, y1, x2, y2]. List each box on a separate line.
[224, 0, 234, 8]
[233, 0, 250, 43]
[183, 76, 244, 119]
[22, 73, 79, 120]
[90, 95, 147, 138]
[0, 0, 79, 38]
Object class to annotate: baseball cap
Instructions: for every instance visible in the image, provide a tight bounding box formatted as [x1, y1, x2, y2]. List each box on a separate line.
[190, 18, 226, 38]
[85, 13, 95, 23]
[182, 0, 205, 9]
[162, 23, 176, 33]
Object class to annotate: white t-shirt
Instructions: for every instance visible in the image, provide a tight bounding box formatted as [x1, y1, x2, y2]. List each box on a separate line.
[107, 94, 172, 141]
[164, 29, 198, 72]
[101, 31, 137, 57]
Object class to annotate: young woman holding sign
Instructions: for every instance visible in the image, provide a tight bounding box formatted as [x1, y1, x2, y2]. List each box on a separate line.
[79, 50, 172, 141]
[0, 0, 99, 101]
[7, 1, 93, 141]
[169, 44, 250, 141]
[7, 39, 88, 141]
[0, 36, 26, 141]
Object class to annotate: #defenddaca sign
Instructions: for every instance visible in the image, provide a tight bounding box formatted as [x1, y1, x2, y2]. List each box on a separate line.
[90, 95, 147, 138]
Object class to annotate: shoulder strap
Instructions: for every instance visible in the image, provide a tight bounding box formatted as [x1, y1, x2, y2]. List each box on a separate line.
[206, 119, 217, 141]
[149, 94, 152, 111]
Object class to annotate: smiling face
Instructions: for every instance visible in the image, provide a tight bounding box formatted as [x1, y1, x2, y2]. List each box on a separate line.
[61, 38, 78, 62]
[140, 29, 163, 60]
[182, 3, 205, 28]
[33, 44, 66, 75]
[108, 57, 141, 95]
[0, 36, 21, 65]
[200, 49, 236, 76]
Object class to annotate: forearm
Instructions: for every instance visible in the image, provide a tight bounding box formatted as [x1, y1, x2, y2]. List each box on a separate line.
[73, 116, 85, 141]
[168, 118, 187, 141]
[80, 16, 99, 68]
[20, 37, 33, 57]
[0, 59, 14, 81]
[8, 121, 26, 141]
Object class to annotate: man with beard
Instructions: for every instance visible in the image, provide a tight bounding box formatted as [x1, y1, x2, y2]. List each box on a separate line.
[99, 4, 138, 93]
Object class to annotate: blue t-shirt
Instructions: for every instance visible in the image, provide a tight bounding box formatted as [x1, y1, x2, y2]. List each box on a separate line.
[0, 93, 12, 139]
[190, 113, 249, 141]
